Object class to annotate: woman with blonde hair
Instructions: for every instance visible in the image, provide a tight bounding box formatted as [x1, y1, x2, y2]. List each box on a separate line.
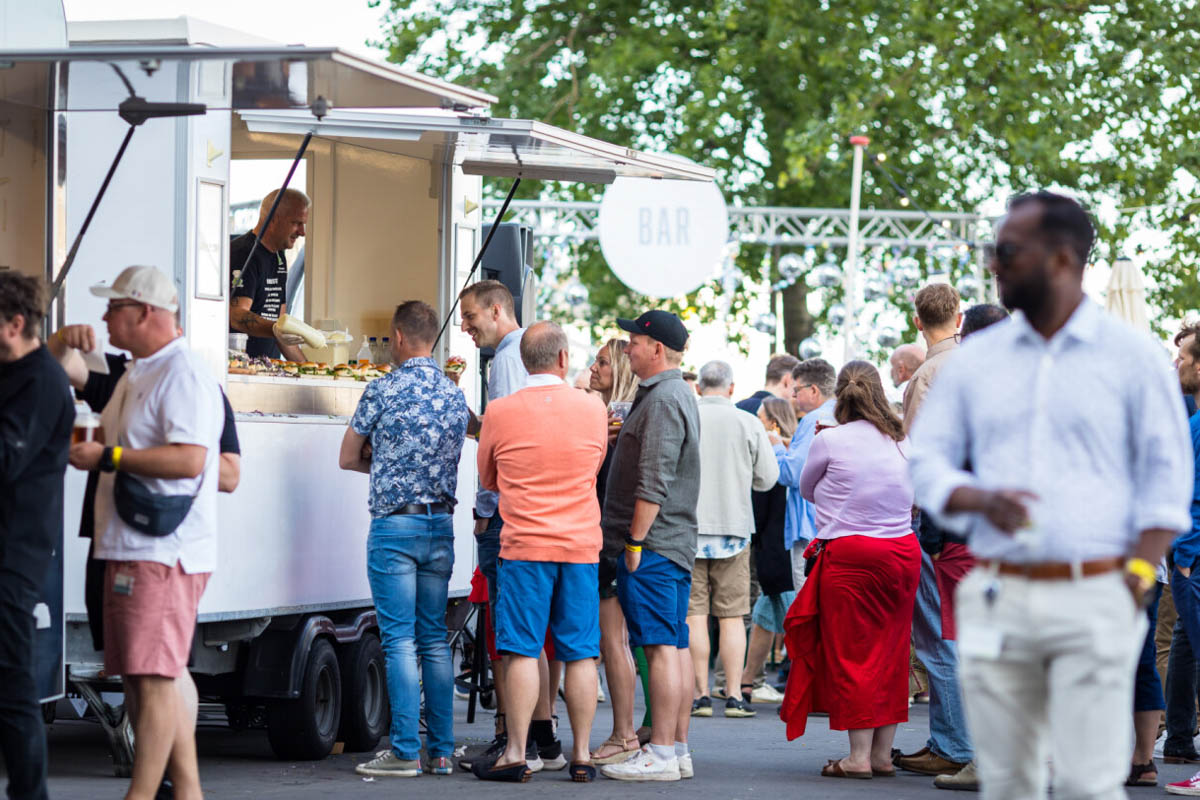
[780, 360, 921, 780]
[586, 339, 645, 763]
[589, 337, 639, 405]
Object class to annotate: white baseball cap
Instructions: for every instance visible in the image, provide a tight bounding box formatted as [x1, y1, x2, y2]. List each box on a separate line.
[90, 265, 179, 313]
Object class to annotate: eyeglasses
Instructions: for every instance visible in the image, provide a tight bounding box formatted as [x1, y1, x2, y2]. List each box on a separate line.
[105, 301, 144, 314]
[982, 242, 1028, 268]
[793, 383, 814, 395]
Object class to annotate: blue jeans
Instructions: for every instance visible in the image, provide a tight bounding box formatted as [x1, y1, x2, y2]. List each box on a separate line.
[367, 513, 455, 760]
[1166, 567, 1200, 753]
[1134, 584, 1164, 711]
[911, 550, 973, 762]
[475, 513, 502, 608]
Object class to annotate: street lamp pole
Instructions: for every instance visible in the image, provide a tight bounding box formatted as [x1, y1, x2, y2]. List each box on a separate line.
[844, 135, 869, 363]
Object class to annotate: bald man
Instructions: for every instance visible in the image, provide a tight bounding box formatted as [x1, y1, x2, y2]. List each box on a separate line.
[889, 344, 925, 389]
[229, 188, 310, 361]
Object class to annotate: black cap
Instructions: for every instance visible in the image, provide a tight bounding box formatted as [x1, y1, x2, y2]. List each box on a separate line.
[617, 310, 689, 352]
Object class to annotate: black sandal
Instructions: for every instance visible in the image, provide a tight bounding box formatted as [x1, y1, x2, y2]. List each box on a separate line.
[570, 762, 597, 782]
[472, 760, 531, 782]
[1126, 762, 1158, 787]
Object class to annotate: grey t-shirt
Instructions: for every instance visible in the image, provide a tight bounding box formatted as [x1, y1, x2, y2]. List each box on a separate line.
[601, 368, 701, 573]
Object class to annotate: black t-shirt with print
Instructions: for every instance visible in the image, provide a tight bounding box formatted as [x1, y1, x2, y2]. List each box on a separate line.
[230, 231, 288, 359]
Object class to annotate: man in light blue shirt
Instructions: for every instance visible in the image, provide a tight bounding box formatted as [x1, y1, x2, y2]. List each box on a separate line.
[767, 358, 836, 590]
[456, 280, 568, 771]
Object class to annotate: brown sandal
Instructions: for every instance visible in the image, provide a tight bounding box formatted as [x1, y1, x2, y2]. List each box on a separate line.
[591, 735, 639, 765]
[821, 758, 873, 779]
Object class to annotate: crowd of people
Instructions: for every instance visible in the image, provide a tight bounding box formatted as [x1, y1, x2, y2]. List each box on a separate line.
[3, 189, 1200, 799]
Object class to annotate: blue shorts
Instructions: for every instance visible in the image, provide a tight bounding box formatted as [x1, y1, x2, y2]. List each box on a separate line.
[495, 560, 600, 662]
[616, 549, 691, 649]
[751, 591, 796, 635]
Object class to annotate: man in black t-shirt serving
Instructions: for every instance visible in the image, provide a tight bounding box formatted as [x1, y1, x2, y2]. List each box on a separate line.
[229, 187, 310, 361]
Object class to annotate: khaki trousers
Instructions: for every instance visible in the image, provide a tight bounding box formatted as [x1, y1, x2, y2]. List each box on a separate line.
[956, 568, 1145, 800]
[1157, 580, 1178, 690]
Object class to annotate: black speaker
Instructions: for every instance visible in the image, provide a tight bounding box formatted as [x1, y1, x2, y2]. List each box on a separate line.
[480, 223, 533, 326]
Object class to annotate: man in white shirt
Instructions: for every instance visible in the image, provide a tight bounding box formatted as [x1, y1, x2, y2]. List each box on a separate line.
[687, 360, 778, 720]
[68, 266, 222, 800]
[909, 192, 1193, 800]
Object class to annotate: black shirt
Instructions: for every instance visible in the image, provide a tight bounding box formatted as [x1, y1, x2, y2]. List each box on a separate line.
[230, 231, 288, 359]
[751, 483, 793, 596]
[76, 353, 240, 538]
[735, 389, 773, 416]
[0, 346, 74, 574]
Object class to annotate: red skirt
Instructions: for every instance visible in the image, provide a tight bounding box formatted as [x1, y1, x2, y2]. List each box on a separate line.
[780, 533, 921, 739]
[933, 542, 975, 641]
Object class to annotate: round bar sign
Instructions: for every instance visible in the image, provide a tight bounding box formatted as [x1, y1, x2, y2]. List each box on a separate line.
[598, 177, 728, 298]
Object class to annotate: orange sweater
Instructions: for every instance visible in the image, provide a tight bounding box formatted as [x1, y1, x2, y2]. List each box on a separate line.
[477, 381, 608, 563]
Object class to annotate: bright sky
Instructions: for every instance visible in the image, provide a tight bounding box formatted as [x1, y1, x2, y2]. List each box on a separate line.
[61, 0, 388, 57]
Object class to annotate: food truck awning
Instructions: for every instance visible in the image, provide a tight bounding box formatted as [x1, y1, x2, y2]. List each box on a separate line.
[0, 46, 497, 111]
[236, 109, 715, 183]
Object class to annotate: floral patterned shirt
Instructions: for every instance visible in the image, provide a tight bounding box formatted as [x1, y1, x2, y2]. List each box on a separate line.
[351, 356, 469, 518]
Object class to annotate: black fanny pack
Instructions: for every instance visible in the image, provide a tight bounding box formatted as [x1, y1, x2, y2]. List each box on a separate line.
[114, 471, 196, 537]
[108, 374, 199, 537]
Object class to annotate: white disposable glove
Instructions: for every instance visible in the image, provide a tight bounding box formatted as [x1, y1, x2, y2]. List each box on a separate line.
[272, 322, 306, 347]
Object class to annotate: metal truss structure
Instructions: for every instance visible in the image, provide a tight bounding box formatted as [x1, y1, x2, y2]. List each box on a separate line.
[484, 199, 992, 250]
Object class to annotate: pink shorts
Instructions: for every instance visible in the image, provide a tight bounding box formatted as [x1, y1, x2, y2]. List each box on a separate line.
[103, 560, 210, 678]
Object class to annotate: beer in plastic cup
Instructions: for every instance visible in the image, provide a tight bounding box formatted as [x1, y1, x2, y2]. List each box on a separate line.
[73, 410, 101, 445]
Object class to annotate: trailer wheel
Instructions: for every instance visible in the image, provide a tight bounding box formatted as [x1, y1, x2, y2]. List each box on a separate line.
[266, 638, 341, 760]
[337, 633, 388, 752]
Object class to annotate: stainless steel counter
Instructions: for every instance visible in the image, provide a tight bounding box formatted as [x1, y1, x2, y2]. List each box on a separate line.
[225, 374, 367, 417]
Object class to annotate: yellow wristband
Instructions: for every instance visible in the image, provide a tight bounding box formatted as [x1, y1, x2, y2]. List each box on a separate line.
[624, 543, 642, 553]
[1126, 557, 1156, 585]
[111, 446, 123, 471]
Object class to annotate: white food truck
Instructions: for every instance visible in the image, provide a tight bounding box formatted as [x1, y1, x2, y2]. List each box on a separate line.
[0, 5, 712, 774]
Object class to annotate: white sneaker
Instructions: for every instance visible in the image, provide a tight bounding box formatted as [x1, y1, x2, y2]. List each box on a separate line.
[679, 753, 693, 779]
[749, 684, 785, 703]
[600, 746, 681, 782]
[597, 683, 607, 703]
[355, 750, 422, 777]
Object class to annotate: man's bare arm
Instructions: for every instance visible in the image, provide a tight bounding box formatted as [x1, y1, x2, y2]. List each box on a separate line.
[219, 453, 241, 493]
[48, 325, 94, 390]
[229, 297, 277, 339]
[339, 427, 371, 473]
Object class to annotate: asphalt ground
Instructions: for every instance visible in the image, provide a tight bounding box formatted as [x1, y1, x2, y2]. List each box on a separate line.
[17, 688, 1200, 798]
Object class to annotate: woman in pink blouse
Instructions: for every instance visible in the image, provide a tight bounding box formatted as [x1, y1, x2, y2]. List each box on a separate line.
[779, 361, 921, 780]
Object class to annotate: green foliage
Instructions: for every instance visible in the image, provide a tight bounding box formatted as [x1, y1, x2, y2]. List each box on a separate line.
[373, 0, 1199, 349]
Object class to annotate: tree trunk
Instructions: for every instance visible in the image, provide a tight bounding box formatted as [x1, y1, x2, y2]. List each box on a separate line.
[782, 279, 815, 357]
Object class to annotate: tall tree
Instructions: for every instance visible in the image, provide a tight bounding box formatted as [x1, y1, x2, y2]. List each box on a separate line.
[374, 0, 1199, 350]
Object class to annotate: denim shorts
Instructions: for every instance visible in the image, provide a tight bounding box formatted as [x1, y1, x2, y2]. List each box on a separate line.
[475, 513, 502, 606]
[616, 549, 691, 649]
[495, 560, 600, 661]
[751, 590, 797, 635]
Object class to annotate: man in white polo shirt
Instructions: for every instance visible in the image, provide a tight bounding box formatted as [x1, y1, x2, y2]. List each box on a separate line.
[68, 265, 222, 800]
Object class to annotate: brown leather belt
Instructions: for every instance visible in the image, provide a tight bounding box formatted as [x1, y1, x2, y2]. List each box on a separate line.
[979, 556, 1125, 580]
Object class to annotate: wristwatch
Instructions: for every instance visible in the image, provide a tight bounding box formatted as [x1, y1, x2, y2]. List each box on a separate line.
[98, 447, 116, 473]
[624, 533, 644, 547]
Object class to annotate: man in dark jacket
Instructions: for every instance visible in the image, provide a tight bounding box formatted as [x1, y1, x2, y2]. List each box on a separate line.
[0, 272, 74, 800]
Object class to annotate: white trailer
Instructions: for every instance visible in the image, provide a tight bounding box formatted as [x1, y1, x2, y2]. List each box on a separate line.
[0, 12, 712, 773]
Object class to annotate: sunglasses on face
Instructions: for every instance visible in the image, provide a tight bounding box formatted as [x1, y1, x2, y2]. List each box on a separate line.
[983, 242, 1030, 269]
[105, 301, 144, 314]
